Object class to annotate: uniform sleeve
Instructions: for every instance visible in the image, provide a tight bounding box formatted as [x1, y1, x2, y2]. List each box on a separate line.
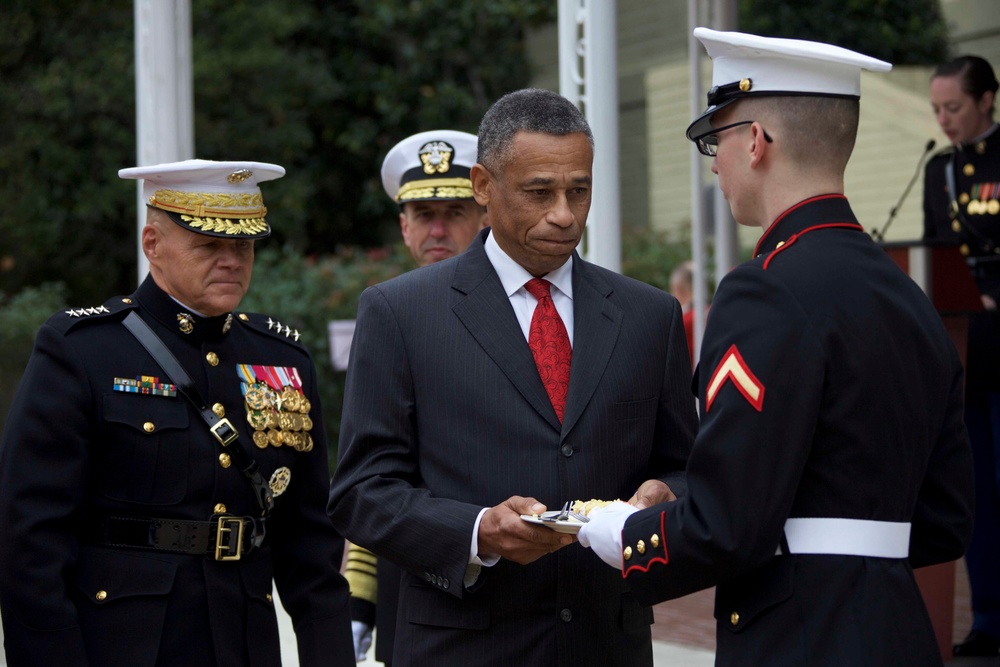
[622, 267, 825, 603]
[0, 323, 92, 665]
[268, 352, 353, 667]
[908, 359, 974, 568]
[650, 296, 698, 497]
[344, 542, 377, 626]
[327, 286, 483, 600]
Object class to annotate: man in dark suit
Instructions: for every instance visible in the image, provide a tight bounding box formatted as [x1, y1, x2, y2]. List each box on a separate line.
[343, 129, 486, 665]
[0, 160, 353, 666]
[328, 88, 697, 667]
[580, 29, 975, 667]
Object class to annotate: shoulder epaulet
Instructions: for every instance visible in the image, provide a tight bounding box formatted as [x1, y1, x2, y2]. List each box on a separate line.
[235, 312, 308, 348]
[48, 295, 137, 335]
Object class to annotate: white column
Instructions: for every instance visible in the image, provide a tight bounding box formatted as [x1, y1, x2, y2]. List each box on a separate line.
[711, 0, 739, 285]
[133, 0, 194, 283]
[558, 0, 621, 273]
[688, 0, 707, 364]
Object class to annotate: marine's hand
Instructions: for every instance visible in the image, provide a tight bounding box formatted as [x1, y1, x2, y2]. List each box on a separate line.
[577, 502, 639, 568]
[351, 620, 372, 662]
[628, 479, 676, 510]
[477, 496, 575, 565]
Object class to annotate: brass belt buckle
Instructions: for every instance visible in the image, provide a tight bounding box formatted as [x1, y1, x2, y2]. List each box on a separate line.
[214, 516, 244, 561]
[210, 418, 239, 447]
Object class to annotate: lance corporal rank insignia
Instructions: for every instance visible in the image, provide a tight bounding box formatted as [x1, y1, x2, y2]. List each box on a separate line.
[113, 376, 177, 397]
[237, 364, 314, 452]
[705, 344, 765, 413]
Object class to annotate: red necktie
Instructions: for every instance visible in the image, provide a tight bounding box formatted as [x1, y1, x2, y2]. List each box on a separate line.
[525, 278, 571, 423]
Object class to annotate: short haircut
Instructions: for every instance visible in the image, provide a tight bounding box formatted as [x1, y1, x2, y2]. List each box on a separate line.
[477, 88, 594, 173]
[735, 96, 859, 173]
[933, 55, 998, 116]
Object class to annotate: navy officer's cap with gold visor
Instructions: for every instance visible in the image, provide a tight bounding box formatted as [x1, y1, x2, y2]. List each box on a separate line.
[119, 159, 285, 239]
[380, 130, 477, 205]
[686, 28, 892, 143]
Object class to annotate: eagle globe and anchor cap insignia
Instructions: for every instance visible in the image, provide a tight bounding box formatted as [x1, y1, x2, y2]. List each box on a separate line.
[419, 141, 454, 175]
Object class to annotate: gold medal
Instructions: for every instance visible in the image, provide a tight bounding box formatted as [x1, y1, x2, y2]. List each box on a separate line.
[290, 413, 304, 431]
[300, 399, 311, 414]
[302, 415, 313, 431]
[253, 430, 269, 449]
[303, 433, 314, 452]
[284, 431, 301, 451]
[247, 410, 268, 431]
[989, 199, 1000, 215]
[268, 429, 284, 447]
[280, 388, 301, 413]
[266, 410, 280, 428]
[245, 386, 268, 411]
[278, 413, 295, 430]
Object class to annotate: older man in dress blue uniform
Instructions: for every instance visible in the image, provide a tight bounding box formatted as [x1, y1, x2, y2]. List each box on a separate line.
[0, 160, 353, 666]
[580, 29, 976, 667]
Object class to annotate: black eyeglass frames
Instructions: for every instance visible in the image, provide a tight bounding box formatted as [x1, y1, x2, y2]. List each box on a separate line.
[692, 121, 773, 157]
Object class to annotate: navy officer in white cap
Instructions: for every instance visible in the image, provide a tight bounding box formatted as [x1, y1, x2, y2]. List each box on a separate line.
[579, 29, 975, 666]
[0, 160, 353, 667]
[343, 130, 485, 664]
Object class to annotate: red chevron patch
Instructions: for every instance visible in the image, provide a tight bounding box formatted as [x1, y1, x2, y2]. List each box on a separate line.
[705, 344, 765, 413]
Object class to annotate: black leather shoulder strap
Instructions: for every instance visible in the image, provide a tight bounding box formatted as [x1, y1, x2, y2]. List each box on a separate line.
[123, 311, 274, 517]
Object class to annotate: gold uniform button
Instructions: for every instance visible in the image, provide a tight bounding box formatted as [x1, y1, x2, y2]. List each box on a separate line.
[122, 298, 132, 305]
[214, 503, 227, 514]
[651, 534, 660, 548]
[239, 313, 249, 321]
[959, 192, 970, 205]
[623, 546, 633, 561]
[96, 590, 107, 601]
[976, 141, 986, 155]
[219, 453, 232, 469]
[266, 593, 273, 603]
[952, 220, 962, 233]
[206, 351, 219, 366]
[739, 78, 752, 92]
[963, 163, 975, 177]
[143, 422, 155, 433]
[731, 612, 740, 626]
[212, 403, 225, 418]
[960, 243, 970, 256]
[637, 539, 646, 555]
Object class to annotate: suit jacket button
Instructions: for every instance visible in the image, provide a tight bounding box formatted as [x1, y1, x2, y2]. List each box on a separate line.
[730, 612, 740, 626]
[442, 578, 450, 589]
[95, 590, 107, 602]
[425, 572, 432, 582]
[560, 608, 572, 622]
[560, 444, 573, 458]
[143, 422, 155, 433]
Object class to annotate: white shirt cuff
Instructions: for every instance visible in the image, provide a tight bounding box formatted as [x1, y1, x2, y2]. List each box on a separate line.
[465, 507, 499, 587]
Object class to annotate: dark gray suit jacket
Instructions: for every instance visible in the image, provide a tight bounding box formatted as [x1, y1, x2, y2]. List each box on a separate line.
[328, 230, 696, 667]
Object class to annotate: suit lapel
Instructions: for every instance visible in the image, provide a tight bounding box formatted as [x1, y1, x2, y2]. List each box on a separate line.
[451, 236, 562, 432]
[561, 258, 622, 438]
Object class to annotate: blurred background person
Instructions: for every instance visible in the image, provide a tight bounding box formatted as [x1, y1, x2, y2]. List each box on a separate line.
[923, 55, 1000, 659]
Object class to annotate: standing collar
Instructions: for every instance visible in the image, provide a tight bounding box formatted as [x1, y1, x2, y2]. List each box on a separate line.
[135, 275, 235, 342]
[483, 229, 574, 300]
[753, 194, 862, 257]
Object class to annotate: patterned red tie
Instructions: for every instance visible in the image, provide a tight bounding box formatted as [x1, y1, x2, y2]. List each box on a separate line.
[525, 278, 572, 423]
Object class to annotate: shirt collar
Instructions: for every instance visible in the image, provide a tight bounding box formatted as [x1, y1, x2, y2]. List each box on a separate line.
[484, 230, 574, 300]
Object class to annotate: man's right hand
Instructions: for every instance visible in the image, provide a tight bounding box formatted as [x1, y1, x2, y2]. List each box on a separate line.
[351, 620, 373, 662]
[477, 495, 575, 565]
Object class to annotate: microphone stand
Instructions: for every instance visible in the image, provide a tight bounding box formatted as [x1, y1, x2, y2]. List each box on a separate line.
[871, 139, 937, 243]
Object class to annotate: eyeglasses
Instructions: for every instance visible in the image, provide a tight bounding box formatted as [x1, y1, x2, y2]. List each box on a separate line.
[692, 121, 773, 157]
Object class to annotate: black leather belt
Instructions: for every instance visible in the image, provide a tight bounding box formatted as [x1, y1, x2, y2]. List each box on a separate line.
[91, 514, 264, 561]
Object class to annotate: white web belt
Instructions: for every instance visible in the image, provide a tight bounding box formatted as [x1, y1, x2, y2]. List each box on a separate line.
[776, 518, 911, 558]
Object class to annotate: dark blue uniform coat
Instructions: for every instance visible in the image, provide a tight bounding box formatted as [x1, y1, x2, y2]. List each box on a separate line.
[622, 195, 974, 666]
[0, 277, 353, 667]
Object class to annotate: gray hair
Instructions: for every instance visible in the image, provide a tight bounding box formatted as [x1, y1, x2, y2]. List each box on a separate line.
[477, 88, 594, 173]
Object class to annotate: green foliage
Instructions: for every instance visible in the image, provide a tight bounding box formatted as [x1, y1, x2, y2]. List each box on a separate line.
[0, 0, 555, 306]
[0, 282, 68, 434]
[621, 226, 698, 292]
[739, 0, 949, 65]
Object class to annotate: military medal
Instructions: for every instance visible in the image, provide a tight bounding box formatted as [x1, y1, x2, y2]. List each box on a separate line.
[267, 429, 283, 447]
[238, 363, 312, 450]
[269, 467, 291, 497]
[247, 410, 268, 431]
[253, 431, 269, 449]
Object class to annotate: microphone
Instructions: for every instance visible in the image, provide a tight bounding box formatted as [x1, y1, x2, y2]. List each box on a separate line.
[871, 139, 937, 242]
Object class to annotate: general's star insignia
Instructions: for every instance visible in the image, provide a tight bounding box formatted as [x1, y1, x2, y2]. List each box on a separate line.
[705, 344, 765, 412]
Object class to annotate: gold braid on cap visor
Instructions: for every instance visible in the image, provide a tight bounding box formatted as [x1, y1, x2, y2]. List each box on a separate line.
[396, 177, 473, 202]
[150, 189, 269, 235]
